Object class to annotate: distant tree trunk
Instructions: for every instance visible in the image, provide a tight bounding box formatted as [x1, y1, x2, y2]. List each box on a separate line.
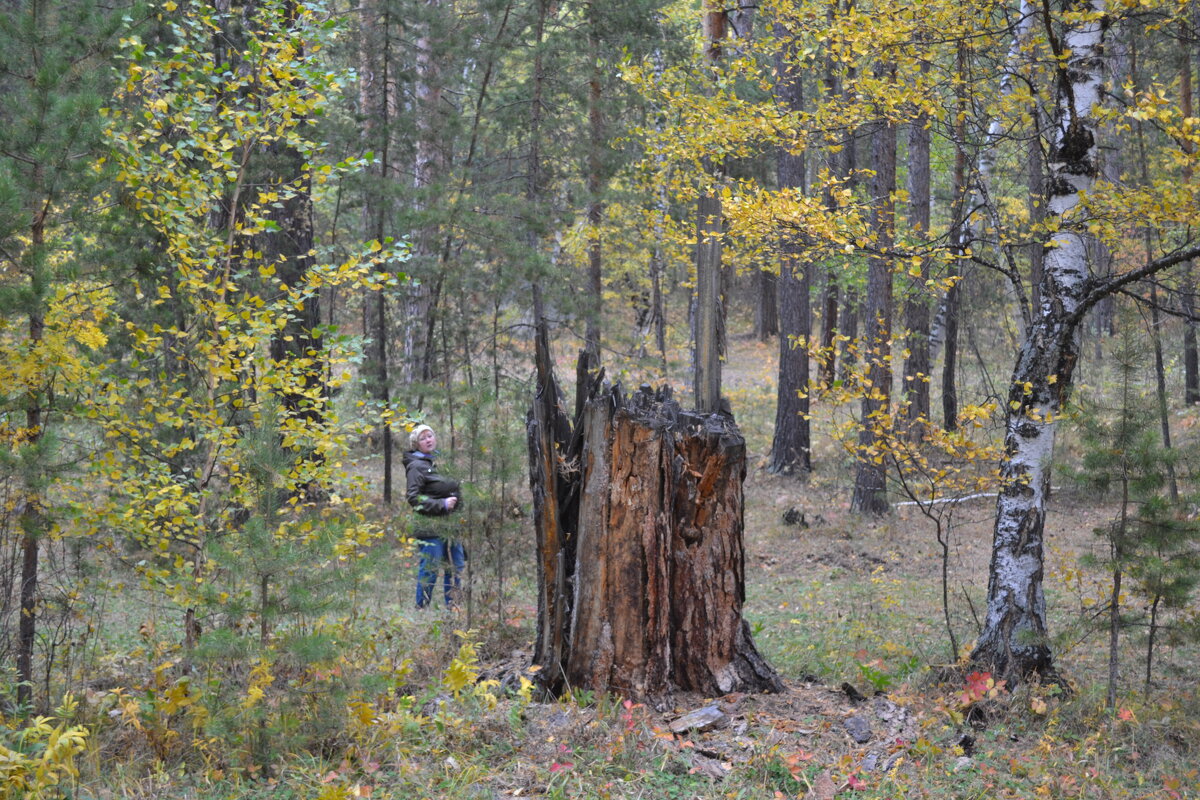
[694, 1, 726, 414]
[837, 123, 860, 384]
[773, 259, 811, 476]
[1131, 45, 1181, 502]
[18, 520, 39, 713]
[403, 0, 446, 386]
[903, 104, 931, 435]
[1148, 283, 1179, 501]
[644, 50, 670, 371]
[17, 307, 44, 713]
[850, 101, 896, 515]
[816, 2, 841, 390]
[267, 1, 321, 424]
[942, 279, 960, 431]
[819, 280, 839, 388]
[943, 41, 969, 431]
[695, 188, 723, 413]
[359, 0, 395, 501]
[584, 0, 604, 362]
[1182, 41, 1199, 404]
[651, 246, 667, 365]
[530, 382, 782, 700]
[838, 286, 858, 381]
[971, 0, 1107, 684]
[756, 267, 779, 341]
[770, 30, 811, 475]
[837, 41, 861, 384]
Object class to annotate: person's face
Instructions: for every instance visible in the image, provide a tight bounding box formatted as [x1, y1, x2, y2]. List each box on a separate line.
[417, 429, 437, 454]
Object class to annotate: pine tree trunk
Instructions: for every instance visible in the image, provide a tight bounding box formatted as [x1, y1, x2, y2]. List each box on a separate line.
[769, 27, 811, 475]
[530, 382, 782, 700]
[943, 41, 969, 432]
[837, 127, 860, 384]
[695, 189, 723, 413]
[1181, 41, 1199, 404]
[756, 267, 779, 342]
[403, 0, 446, 387]
[17, 210, 47, 713]
[816, 13, 841, 391]
[358, 0, 394, 502]
[851, 105, 895, 515]
[267, 1, 321, 426]
[903, 108, 931, 434]
[694, 2, 725, 414]
[839, 285, 858, 381]
[942, 279, 960, 431]
[819, 280, 839, 388]
[585, 2, 604, 362]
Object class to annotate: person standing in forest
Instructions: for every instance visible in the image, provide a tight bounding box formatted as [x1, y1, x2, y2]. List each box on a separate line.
[404, 423, 466, 609]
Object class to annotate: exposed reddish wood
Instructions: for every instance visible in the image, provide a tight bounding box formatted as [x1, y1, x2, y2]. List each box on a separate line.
[530, 380, 781, 701]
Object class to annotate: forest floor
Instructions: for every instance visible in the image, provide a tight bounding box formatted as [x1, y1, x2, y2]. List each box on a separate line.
[76, 335, 1200, 799]
[419, 333, 1200, 800]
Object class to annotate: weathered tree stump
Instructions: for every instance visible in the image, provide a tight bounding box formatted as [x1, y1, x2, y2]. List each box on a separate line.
[528, 376, 781, 701]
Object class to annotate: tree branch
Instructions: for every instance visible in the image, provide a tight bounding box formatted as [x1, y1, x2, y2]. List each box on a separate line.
[1071, 242, 1200, 327]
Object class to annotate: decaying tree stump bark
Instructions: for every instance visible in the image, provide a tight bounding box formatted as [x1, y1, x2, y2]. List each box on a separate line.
[528, 376, 782, 701]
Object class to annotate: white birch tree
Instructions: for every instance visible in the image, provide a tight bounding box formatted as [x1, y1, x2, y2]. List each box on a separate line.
[971, 0, 1200, 682]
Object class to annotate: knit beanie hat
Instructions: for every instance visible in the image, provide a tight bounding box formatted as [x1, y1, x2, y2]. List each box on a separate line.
[408, 424, 434, 451]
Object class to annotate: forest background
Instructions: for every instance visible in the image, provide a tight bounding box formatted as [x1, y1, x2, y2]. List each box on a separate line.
[2, 0, 1200, 797]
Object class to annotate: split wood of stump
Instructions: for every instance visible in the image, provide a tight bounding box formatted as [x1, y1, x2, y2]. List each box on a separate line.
[528, 372, 781, 701]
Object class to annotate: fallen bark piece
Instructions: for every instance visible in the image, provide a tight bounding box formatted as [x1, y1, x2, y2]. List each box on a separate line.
[669, 704, 730, 734]
[689, 752, 731, 779]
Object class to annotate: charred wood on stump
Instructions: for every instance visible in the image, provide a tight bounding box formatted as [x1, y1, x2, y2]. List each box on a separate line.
[528, 381, 781, 701]
[527, 359, 584, 680]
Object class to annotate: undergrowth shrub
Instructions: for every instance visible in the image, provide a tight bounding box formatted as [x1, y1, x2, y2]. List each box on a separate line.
[0, 692, 89, 799]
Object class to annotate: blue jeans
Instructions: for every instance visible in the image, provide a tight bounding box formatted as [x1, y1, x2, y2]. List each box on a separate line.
[415, 537, 466, 608]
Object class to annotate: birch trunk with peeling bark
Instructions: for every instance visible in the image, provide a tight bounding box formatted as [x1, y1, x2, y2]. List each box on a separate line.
[971, 0, 1108, 684]
[529, 382, 781, 701]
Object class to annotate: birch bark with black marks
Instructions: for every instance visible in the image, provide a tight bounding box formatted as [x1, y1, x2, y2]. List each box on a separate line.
[971, 0, 1108, 684]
